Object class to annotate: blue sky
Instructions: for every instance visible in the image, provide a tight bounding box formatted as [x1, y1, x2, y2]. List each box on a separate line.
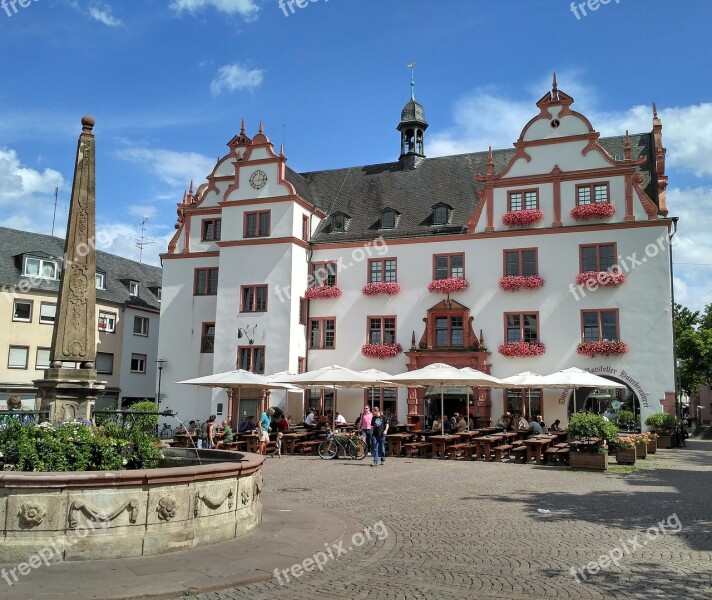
[0, 0, 710, 309]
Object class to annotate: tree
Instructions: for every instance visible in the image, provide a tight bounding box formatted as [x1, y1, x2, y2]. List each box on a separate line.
[675, 303, 712, 395]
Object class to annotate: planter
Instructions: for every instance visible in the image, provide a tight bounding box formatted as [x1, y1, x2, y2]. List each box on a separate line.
[615, 447, 636, 465]
[634, 442, 648, 459]
[657, 435, 673, 449]
[647, 439, 657, 454]
[569, 451, 608, 471]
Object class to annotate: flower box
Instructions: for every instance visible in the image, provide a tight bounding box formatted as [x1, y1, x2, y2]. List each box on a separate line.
[634, 441, 648, 459]
[615, 447, 636, 465]
[362, 282, 401, 296]
[647, 438, 657, 454]
[498, 275, 545, 292]
[361, 343, 403, 359]
[427, 277, 469, 294]
[305, 285, 343, 300]
[569, 451, 608, 471]
[576, 271, 626, 287]
[577, 340, 629, 358]
[502, 209, 544, 227]
[498, 341, 546, 358]
[571, 203, 616, 220]
[657, 435, 673, 449]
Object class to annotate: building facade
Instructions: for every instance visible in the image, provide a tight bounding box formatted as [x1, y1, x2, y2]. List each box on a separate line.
[158, 80, 675, 429]
[0, 227, 162, 409]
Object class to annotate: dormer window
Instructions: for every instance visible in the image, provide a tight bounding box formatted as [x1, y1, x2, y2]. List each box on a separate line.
[332, 213, 347, 233]
[381, 210, 397, 230]
[95, 271, 106, 290]
[432, 204, 450, 225]
[128, 281, 139, 297]
[23, 256, 58, 279]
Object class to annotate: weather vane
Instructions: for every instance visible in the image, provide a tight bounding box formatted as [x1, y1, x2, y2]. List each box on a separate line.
[407, 62, 416, 100]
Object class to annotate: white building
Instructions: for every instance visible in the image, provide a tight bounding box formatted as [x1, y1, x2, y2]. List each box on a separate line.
[158, 79, 674, 430]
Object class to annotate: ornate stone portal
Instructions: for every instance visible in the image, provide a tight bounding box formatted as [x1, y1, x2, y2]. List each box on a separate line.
[34, 116, 105, 421]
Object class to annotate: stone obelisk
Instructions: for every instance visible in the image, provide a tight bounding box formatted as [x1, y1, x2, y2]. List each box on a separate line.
[35, 116, 105, 422]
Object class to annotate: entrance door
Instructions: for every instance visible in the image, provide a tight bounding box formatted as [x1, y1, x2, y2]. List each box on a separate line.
[238, 399, 259, 424]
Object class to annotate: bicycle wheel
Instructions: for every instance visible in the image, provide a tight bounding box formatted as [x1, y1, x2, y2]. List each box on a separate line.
[318, 440, 339, 460]
[349, 438, 368, 460]
[160, 426, 173, 439]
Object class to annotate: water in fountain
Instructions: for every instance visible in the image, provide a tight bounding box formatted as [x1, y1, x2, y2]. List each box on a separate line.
[165, 412, 203, 466]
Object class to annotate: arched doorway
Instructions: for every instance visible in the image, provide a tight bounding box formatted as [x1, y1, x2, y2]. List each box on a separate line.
[566, 376, 642, 430]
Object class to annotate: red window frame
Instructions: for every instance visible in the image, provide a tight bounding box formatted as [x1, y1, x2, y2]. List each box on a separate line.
[367, 258, 398, 283]
[581, 309, 620, 342]
[297, 357, 306, 374]
[432, 253, 465, 280]
[201, 322, 215, 353]
[201, 218, 221, 241]
[503, 248, 538, 276]
[302, 215, 310, 241]
[576, 182, 610, 206]
[367, 316, 397, 344]
[432, 314, 465, 348]
[237, 346, 266, 373]
[579, 243, 618, 273]
[299, 297, 307, 325]
[243, 210, 271, 238]
[240, 285, 268, 312]
[310, 262, 337, 287]
[309, 318, 336, 349]
[508, 188, 539, 211]
[504, 312, 540, 343]
[506, 389, 543, 420]
[194, 268, 219, 295]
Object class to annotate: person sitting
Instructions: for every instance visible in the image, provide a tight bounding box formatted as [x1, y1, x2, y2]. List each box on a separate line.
[456, 414, 468, 432]
[517, 413, 529, 431]
[549, 419, 563, 432]
[315, 415, 328, 431]
[536, 415, 546, 430]
[496, 413, 510, 429]
[238, 415, 256, 433]
[277, 414, 290, 432]
[216, 420, 233, 448]
[529, 419, 543, 435]
[304, 410, 317, 427]
[432, 416, 441, 431]
[334, 412, 347, 425]
[442, 415, 452, 432]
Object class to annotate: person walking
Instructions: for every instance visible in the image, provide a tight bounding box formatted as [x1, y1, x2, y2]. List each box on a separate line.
[258, 408, 274, 454]
[360, 405, 373, 455]
[370, 407, 389, 466]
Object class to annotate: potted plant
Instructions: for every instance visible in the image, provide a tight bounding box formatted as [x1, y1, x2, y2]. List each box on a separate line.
[616, 409, 635, 431]
[644, 413, 679, 448]
[567, 412, 619, 471]
[632, 434, 648, 459]
[646, 432, 658, 454]
[613, 436, 636, 465]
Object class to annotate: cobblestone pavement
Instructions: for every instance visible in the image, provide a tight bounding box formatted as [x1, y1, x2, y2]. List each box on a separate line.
[185, 441, 712, 600]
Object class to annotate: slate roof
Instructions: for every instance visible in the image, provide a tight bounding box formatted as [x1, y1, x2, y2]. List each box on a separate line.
[285, 132, 658, 245]
[0, 226, 162, 311]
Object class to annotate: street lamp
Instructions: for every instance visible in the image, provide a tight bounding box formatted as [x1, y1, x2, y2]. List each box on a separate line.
[156, 359, 166, 408]
[237, 326, 255, 345]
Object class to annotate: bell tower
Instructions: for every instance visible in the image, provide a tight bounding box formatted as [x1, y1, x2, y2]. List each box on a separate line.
[397, 63, 428, 170]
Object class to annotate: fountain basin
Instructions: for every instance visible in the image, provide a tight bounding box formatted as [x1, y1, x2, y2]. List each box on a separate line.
[0, 449, 264, 563]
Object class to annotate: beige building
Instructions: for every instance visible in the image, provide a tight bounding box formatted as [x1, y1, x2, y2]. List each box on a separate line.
[0, 226, 162, 409]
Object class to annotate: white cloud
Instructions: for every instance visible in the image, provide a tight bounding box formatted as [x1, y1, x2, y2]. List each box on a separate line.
[210, 63, 264, 96]
[0, 148, 64, 207]
[170, 0, 260, 20]
[88, 4, 122, 27]
[115, 143, 215, 187]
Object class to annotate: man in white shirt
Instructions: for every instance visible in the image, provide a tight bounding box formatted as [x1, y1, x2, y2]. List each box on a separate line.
[304, 410, 316, 427]
[334, 412, 347, 425]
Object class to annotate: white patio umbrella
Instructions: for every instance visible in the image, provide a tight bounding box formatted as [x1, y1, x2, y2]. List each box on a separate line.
[387, 364, 505, 435]
[500, 371, 549, 420]
[538, 367, 626, 414]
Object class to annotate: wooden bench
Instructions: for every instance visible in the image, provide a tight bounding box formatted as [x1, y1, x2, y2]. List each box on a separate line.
[403, 442, 431, 457]
[511, 445, 528, 463]
[296, 440, 321, 455]
[555, 447, 570, 465]
[493, 444, 513, 462]
[445, 443, 470, 460]
[222, 440, 248, 451]
[544, 447, 559, 462]
[511, 440, 524, 447]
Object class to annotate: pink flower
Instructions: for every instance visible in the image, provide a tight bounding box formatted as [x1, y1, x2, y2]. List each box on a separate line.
[576, 271, 626, 287]
[577, 340, 629, 357]
[428, 277, 469, 294]
[305, 285, 343, 300]
[502, 209, 544, 227]
[571, 203, 616, 220]
[362, 282, 402, 296]
[498, 341, 546, 357]
[498, 275, 545, 292]
[361, 343, 403, 359]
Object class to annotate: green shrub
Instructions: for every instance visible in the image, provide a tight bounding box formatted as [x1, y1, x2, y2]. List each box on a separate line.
[644, 412, 679, 434]
[616, 410, 635, 427]
[127, 400, 160, 433]
[567, 412, 619, 441]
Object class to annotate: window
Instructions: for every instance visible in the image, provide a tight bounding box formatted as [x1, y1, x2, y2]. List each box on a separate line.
[238, 346, 265, 373]
[577, 183, 609, 206]
[96, 352, 114, 375]
[12, 299, 32, 322]
[508, 189, 539, 211]
[298, 357, 306, 374]
[202, 218, 222, 241]
[201, 323, 215, 353]
[130, 353, 147, 373]
[299, 297, 307, 325]
[582, 310, 619, 342]
[381, 210, 396, 229]
[504, 249, 537, 276]
[244, 211, 270, 238]
[580, 244, 616, 272]
[332, 213, 346, 232]
[8, 346, 29, 369]
[306, 389, 334, 414]
[310, 262, 337, 287]
[302, 215, 310, 241]
[434, 316, 464, 347]
[368, 258, 397, 283]
[133, 316, 149, 336]
[95, 272, 105, 289]
[368, 317, 396, 344]
[194, 268, 219, 295]
[367, 387, 397, 414]
[128, 281, 139, 297]
[433, 205, 449, 225]
[241, 285, 268, 312]
[36, 347, 51, 370]
[23, 256, 58, 279]
[507, 389, 542, 419]
[505, 313, 539, 343]
[39, 303, 56, 325]
[156, 288, 162, 302]
[309, 318, 336, 349]
[98, 311, 116, 333]
[433, 254, 464, 280]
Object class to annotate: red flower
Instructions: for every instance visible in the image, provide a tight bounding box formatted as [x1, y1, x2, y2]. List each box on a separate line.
[361, 343, 403, 359]
[577, 340, 629, 357]
[502, 209, 544, 227]
[305, 285, 343, 300]
[498, 341, 546, 357]
[498, 275, 545, 292]
[362, 282, 402, 296]
[571, 203, 616, 220]
[576, 271, 626, 287]
[428, 277, 469, 294]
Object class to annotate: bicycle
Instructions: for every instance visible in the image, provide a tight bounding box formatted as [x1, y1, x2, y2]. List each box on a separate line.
[318, 429, 368, 460]
[158, 423, 174, 439]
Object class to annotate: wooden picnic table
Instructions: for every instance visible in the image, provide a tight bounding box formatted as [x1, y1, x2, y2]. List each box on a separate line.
[171, 434, 198, 448]
[281, 432, 312, 454]
[429, 434, 462, 459]
[522, 436, 556, 464]
[471, 434, 505, 461]
[386, 433, 417, 457]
